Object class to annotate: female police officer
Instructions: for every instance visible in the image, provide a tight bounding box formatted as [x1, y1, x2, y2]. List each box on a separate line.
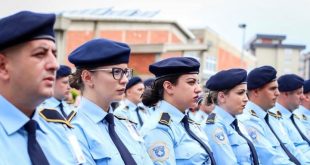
[203, 68, 259, 165]
[68, 38, 152, 164]
[140, 57, 216, 165]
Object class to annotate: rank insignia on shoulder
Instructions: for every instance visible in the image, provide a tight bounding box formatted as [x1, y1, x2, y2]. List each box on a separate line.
[206, 113, 216, 124]
[188, 118, 200, 125]
[302, 114, 307, 121]
[158, 112, 171, 126]
[293, 114, 300, 120]
[66, 111, 77, 123]
[276, 110, 282, 118]
[268, 111, 280, 119]
[114, 114, 127, 121]
[39, 109, 73, 128]
[250, 110, 259, 118]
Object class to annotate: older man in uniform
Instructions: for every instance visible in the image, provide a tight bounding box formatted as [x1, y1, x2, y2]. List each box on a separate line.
[0, 11, 84, 164]
[238, 66, 304, 164]
[269, 74, 310, 159]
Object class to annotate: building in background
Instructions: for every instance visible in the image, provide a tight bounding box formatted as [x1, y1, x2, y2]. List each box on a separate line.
[248, 34, 306, 76]
[303, 52, 310, 79]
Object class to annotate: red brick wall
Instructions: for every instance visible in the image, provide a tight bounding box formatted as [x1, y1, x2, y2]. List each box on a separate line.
[100, 30, 123, 41]
[217, 47, 246, 70]
[125, 30, 148, 44]
[150, 30, 169, 44]
[128, 53, 156, 75]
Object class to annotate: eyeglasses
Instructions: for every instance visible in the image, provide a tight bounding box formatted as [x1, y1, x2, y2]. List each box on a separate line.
[90, 67, 133, 80]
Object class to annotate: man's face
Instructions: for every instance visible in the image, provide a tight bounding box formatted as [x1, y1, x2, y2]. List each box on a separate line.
[285, 88, 303, 111]
[1, 39, 59, 103]
[257, 81, 280, 110]
[126, 82, 145, 104]
[54, 76, 71, 100]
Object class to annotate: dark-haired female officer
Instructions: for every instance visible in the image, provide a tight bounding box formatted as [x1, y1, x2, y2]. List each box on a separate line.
[140, 57, 216, 165]
[69, 38, 152, 165]
[203, 69, 259, 165]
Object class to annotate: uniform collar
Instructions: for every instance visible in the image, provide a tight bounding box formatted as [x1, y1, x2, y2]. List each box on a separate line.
[158, 100, 185, 124]
[274, 102, 292, 118]
[245, 101, 268, 119]
[298, 105, 310, 116]
[0, 95, 46, 135]
[214, 106, 235, 126]
[124, 99, 137, 110]
[42, 97, 60, 108]
[79, 97, 108, 123]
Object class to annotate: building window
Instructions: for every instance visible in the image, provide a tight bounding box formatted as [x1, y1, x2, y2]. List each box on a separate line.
[204, 55, 217, 76]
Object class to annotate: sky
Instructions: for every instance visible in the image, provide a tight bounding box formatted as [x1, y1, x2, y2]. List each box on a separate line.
[2, 0, 310, 52]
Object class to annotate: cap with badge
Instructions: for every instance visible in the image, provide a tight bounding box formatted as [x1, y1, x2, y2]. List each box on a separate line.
[0, 11, 56, 51]
[278, 74, 304, 92]
[126, 76, 143, 91]
[56, 65, 72, 79]
[247, 65, 277, 90]
[68, 38, 130, 68]
[303, 79, 310, 94]
[206, 68, 247, 91]
[149, 57, 200, 78]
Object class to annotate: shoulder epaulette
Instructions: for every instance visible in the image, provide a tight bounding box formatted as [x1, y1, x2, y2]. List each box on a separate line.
[302, 114, 307, 121]
[114, 115, 137, 125]
[138, 106, 145, 111]
[125, 106, 129, 110]
[189, 118, 200, 125]
[293, 114, 300, 120]
[276, 110, 282, 118]
[268, 111, 279, 119]
[39, 109, 73, 128]
[206, 113, 216, 124]
[66, 111, 77, 123]
[158, 112, 171, 126]
[250, 110, 259, 118]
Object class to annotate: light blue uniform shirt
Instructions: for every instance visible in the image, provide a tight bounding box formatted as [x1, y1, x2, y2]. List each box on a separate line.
[238, 101, 295, 164]
[294, 105, 310, 139]
[71, 97, 152, 165]
[114, 99, 149, 129]
[0, 95, 81, 164]
[204, 106, 253, 165]
[140, 100, 212, 165]
[194, 110, 209, 124]
[270, 103, 310, 160]
[38, 97, 75, 118]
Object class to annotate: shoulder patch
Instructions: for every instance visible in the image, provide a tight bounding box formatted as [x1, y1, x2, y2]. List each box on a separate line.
[268, 111, 280, 119]
[302, 114, 307, 121]
[250, 110, 259, 118]
[206, 113, 216, 124]
[212, 127, 227, 144]
[158, 112, 171, 126]
[39, 109, 73, 128]
[148, 142, 170, 162]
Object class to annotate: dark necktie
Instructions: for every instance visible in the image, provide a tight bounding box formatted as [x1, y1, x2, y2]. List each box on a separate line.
[59, 101, 67, 119]
[264, 114, 300, 165]
[105, 113, 137, 165]
[135, 107, 143, 126]
[181, 115, 216, 165]
[290, 114, 310, 145]
[24, 120, 50, 165]
[232, 119, 259, 165]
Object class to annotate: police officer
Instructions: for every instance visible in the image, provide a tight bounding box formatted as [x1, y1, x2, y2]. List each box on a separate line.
[69, 38, 152, 164]
[295, 79, 310, 139]
[238, 66, 304, 164]
[269, 74, 310, 158]
[0, 11, 83, 164]
[203, 68, 259, 165]
[114, 76, 149, 129]
[194, 93, 215, 124]
[39, 65, 76, 120]
[140, 57, 216, 165]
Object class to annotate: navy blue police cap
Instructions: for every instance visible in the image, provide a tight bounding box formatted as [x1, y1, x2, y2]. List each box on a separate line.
[149, 57, 200, 78]
[144, 78, 155, 88]
[303, 79, 310, 94]
[206, 68, 247, 91]
[247, 66, 277, 90]
[0, 11, 55, 51]
[68, 38, 130, 68]
[278, 74, 304, 92]
[126, 76, 143, 91]
[56, 65, 72, 79]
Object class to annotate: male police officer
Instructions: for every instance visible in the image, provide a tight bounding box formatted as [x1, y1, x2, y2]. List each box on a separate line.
[0, 11, 84, 164]
[238, 66, 301, 164]
[269, 74, 310, 158]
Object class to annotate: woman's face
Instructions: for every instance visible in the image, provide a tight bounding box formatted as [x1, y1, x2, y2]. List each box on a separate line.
[91, 63, 130, 104]
[220, 84, 248, 115]
[169, 74, 202, 111]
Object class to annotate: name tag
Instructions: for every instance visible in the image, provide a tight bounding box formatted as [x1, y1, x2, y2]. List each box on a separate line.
[68, 134, 86, 164]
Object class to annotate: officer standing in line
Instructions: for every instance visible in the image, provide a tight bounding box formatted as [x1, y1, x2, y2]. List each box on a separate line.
[238, 66, 298, 164]
[0, 11, 84, 164]
[204, 68, 259, 165]
[269, 74, 310, 159]
[193, 94, 215, 124]
[140, 57, 216, 165]
[69, 38, 152, 164]
[295, 79, 310, 139]
[39, 65, 76, 120]
[114, 76, 148, 129]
